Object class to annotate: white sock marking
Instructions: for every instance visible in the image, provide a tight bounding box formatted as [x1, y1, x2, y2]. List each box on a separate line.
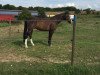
[25, 39, 28, 48]
[30, 39, 34, 46]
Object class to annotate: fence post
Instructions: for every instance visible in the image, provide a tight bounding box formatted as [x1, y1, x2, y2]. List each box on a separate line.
[71, 15, 76, 65]
[9, 27, 11, 37]
[9, 20, 11, 37]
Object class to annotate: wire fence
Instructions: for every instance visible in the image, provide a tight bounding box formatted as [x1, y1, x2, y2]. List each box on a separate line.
[0, 19, 100, 75]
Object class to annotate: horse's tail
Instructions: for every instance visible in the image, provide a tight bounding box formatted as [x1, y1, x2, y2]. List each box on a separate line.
[23, 20, 28, 42]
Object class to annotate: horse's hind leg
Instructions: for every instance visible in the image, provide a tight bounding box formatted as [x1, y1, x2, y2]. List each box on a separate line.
[48, 30, 54, 46]
[25, 38, 28, 48]
[29, 30, 34, 46]
[23, 31, 28, 48]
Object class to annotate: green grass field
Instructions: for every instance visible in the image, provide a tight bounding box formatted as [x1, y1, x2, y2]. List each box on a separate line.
[0, 14, 100, 75]
[0, 23, 11, 27]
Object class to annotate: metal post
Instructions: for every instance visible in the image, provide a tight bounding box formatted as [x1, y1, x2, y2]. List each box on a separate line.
[9, 20, 11, 37]
[71, 15, 76, 65]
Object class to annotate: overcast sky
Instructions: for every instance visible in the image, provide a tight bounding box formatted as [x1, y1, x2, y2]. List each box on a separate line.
[0, 0, 100, 10]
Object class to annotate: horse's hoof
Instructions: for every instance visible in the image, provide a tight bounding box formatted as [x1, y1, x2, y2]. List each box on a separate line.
[25, 46, 28, 48]
[49, 44, 52, 47]
[32, 44, 35, 46]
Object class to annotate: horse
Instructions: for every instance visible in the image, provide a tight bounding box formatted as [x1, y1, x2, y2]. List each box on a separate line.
[23, 11, 71, 48]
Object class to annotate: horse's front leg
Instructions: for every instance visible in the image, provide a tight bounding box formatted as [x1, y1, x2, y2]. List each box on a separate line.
[30, 39, 34, 46]
[48, 30, 54, 46]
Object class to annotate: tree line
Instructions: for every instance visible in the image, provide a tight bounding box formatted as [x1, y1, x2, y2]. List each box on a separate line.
[0, 4, 80, 12]
[0, 4, 99, 20]
[1, 4, 98, 14]
[0, 4, 97, 13]
[0, 4, 80, 19]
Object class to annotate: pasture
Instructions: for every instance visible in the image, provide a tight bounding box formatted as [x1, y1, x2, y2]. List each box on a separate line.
[0, 14, 100, 75]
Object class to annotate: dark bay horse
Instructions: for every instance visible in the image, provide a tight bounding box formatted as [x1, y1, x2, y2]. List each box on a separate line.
[23, 11, 71, 48]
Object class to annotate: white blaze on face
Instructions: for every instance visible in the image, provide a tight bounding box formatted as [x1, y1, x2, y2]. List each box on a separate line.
[30, 39, 34, 46]
[69, 15, 74, 23]
[25, 39, 28, 48]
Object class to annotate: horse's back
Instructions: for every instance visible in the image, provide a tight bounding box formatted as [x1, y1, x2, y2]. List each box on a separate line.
[35, 20, 57, 31]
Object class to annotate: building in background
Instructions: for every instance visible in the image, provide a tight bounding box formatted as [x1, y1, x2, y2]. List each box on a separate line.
[0, 9, 38, 21]
[45, 11, 64, 17]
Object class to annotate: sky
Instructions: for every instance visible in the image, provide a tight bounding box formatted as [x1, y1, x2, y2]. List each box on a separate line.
[0, 0, 100, 10]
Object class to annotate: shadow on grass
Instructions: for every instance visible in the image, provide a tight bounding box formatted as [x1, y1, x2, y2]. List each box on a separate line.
[12, 40, 24, 48]
[33, 40, 48, 46]
[12, 39, 48, 47]
[94, 15, 100, 18]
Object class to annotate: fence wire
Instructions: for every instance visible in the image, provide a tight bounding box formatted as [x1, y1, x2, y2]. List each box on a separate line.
[0, 19, 100, 75]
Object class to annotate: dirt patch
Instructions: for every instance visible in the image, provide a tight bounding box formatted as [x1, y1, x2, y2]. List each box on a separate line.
[0, 53, 70, 64]
[0, 25, 24, 38]
[0, 53, 40, 62]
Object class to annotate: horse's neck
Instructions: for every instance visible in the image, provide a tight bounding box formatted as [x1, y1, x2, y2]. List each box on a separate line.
[50, 14, 63, 24]
[51, 14, 63, 19]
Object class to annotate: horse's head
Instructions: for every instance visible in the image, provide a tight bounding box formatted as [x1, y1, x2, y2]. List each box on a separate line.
[63, 11, 75, 24]
[68, 14, 75, 24]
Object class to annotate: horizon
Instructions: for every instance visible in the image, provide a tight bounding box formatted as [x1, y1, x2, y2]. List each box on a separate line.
[0, 0, 100, 10]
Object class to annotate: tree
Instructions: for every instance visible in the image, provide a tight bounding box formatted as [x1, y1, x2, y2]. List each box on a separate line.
[2, 4, 10, 9]
[45, 7, 51, 11]
[2, 4, 16, 10]
[18, 9, 32, 20]
[28, 6, 34, 10]
[0, 4, 2, 9]
[84, 8, 91, 14]
[75, 9, 81, 14]
[33, 7, 46, 18]
[38, 9, 46, 18]
[17, 6, 27, 10]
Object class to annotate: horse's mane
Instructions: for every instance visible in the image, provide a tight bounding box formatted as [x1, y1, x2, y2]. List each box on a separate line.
[28, 11, 68, 21]
[50, 12, 65, 20]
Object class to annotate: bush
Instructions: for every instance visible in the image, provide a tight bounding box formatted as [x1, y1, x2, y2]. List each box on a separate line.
[18, 9, 32, 20]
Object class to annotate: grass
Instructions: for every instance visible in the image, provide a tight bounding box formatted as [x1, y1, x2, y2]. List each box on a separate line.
[0, 14, 100, 75]
[0, 21, 22, 27]
[0, 62, 98, 75]
[0, 23, 11, 27]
